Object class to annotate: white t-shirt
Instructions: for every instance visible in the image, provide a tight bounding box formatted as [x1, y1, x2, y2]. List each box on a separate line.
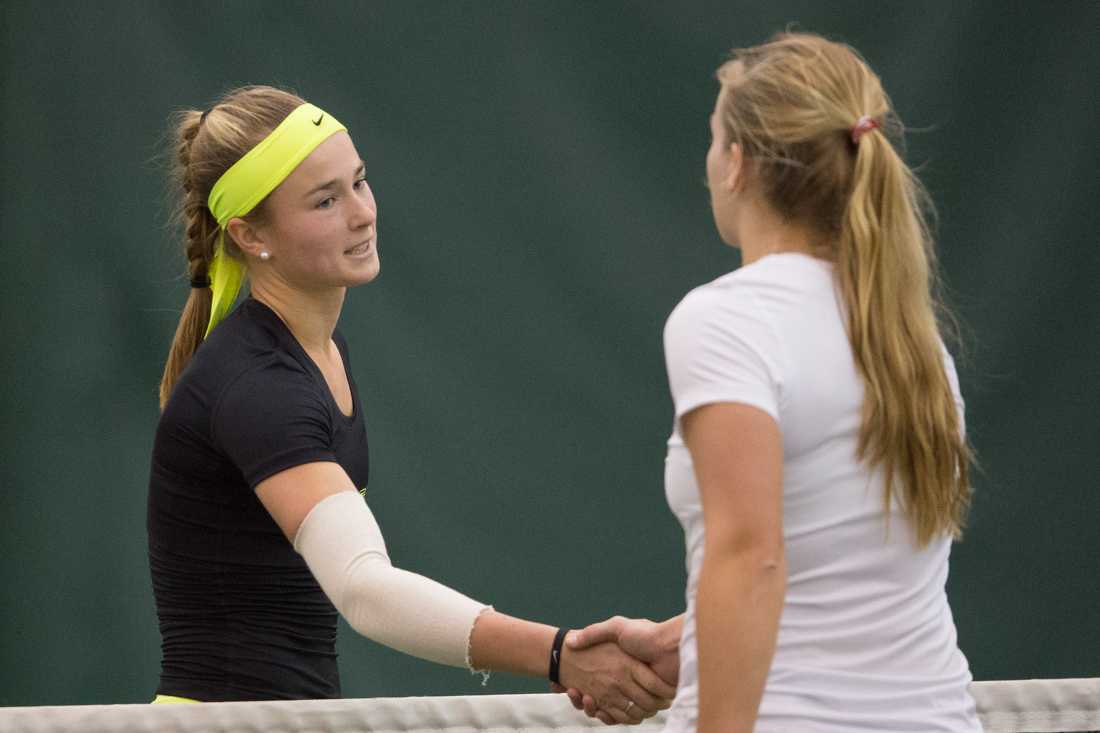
[661, 253, 980, 733]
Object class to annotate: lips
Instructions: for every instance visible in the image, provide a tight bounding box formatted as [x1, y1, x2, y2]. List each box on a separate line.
[345, 239, 373, 255]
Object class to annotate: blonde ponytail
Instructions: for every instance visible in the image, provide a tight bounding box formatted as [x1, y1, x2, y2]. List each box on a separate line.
[716, 33, 972, 546]
[839, 124, 972, 545]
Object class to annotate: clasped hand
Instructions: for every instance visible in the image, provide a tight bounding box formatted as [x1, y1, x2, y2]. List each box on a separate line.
[551, 617, 680, 726]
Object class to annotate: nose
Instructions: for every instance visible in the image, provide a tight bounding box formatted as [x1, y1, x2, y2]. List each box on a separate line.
[348, 190, 376, 230]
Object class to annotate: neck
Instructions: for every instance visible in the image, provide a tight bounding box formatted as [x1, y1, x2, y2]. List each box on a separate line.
[734, 196, 821, 266]
[249, 280, 346, 353]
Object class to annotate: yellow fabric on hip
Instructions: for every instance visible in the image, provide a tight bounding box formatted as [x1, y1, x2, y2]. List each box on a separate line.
[151, 694, 200, 704]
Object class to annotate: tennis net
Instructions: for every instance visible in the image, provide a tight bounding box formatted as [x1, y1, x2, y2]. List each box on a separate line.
[1, 679, 1097, 732]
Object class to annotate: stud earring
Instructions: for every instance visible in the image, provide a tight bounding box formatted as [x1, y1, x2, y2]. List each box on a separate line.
[259, 251, 271, 261]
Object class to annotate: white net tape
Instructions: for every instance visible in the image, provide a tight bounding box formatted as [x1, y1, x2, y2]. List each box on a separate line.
[1, 680, 1097, 733]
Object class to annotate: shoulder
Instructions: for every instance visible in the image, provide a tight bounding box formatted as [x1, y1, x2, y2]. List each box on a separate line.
[663, 270, 787, 422]
[199, 305, 330, 429]
[209, 355, 334, 458]
[179, 305, 299, 396]
[201, 299, 320, 385]
[665, 268, 774, 343]
[663, 268, 785, 375]
[666, 254, 835, 341]
[202, 298, 290, 357]
[218, 352, 316, 400]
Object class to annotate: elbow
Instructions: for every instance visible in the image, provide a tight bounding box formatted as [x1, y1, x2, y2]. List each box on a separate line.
[704, 535, 786, 581]
[759, 548, 785, 575]
[698, 542, 786, 616]
[333, 553, 392, 636]
[748, 550, 787, 585]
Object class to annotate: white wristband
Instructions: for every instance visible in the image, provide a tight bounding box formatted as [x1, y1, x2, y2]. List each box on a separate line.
[293, 491, 491, 670]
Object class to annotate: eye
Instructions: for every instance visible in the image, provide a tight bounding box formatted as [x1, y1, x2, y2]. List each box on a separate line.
[317, 196, 335, 209]
[353, 177, 368, 191]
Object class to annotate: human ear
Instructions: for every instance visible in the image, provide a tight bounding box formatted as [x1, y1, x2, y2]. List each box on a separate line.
[225, 217, 267, 259]
[725, 142, 744, 193]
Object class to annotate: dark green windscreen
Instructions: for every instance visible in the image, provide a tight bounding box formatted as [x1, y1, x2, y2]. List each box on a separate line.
[1, 1, 1097, 705]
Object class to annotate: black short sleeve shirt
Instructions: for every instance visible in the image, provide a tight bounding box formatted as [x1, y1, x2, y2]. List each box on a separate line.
[147, 298, 370, 701]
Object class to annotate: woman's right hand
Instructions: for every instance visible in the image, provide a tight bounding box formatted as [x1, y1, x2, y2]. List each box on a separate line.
[556, 633, 676, 725]
[553, 615, 683, 725]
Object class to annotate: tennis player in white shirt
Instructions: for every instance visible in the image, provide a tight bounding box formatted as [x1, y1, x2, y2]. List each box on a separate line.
[560, 31, 981, 733]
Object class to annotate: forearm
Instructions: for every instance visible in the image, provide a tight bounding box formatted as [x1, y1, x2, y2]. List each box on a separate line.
[696, 548, 786, 733]
[467, 609, 557, 677]
[294, 492, 663, 709]
[295, 492, 490, 668]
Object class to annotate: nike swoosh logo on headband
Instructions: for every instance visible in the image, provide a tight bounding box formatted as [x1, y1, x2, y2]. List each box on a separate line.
[312, 113, 324, 126]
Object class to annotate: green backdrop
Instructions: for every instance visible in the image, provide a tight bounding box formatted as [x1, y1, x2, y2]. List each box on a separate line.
[2, 0, 1097, 706]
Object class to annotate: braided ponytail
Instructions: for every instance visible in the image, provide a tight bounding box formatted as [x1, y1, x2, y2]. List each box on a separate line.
[158, 86, 305, 409]
[159, 111, 215, 408]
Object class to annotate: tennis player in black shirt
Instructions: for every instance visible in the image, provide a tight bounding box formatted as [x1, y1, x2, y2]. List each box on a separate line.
[147, 85, 676, 723]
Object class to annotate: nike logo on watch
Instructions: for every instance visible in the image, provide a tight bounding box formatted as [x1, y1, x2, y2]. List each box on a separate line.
[312, 113, 324, 126]
[552, 650, 559, 664]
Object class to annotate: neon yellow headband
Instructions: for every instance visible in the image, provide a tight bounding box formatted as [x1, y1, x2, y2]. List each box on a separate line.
[202, 102, 347, 337]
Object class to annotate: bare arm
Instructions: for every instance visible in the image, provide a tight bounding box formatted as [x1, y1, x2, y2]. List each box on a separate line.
[683, 402, 786, 733]
[255, 460, 353, 539]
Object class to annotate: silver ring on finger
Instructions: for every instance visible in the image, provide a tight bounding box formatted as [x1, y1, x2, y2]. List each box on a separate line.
[625, 700, 635, 714]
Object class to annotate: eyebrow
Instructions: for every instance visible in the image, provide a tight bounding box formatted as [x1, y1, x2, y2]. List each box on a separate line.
[303, 161, 366, 198]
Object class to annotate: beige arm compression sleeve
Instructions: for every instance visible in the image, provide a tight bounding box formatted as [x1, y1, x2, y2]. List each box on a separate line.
[293, 491, 491, 670]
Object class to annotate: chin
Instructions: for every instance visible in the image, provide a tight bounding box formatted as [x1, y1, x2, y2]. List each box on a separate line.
[345, 272, 379, 288]
[352, 259, 381, 285]
[333, 265, 380, 290]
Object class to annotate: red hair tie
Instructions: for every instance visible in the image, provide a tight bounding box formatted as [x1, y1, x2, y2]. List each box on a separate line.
[851, 115, 879, 145]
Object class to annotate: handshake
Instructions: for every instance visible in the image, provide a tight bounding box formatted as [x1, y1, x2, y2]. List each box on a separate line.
[549, 615, 683, 726]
